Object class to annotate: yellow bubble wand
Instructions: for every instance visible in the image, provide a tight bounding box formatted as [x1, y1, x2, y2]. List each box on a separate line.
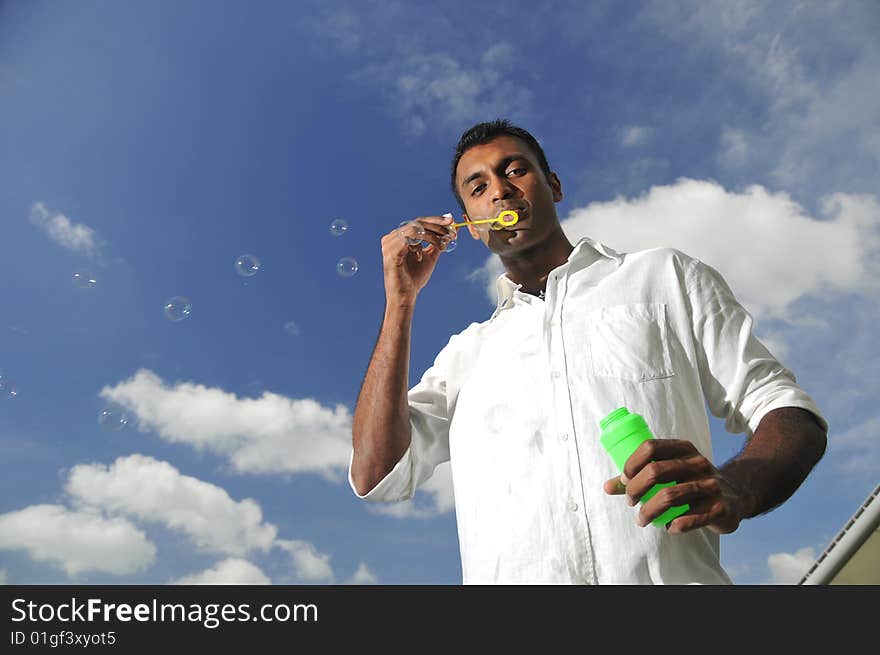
[450, 210, 519, 231]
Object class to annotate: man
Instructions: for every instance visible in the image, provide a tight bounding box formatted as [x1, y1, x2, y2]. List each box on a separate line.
[349, 119, 828, 584]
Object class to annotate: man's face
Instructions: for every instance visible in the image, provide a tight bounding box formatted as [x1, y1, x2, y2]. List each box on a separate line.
[455, 135, 563, 255]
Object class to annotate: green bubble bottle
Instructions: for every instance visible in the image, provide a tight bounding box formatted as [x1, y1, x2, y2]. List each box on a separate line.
[599, 407, 690, 527]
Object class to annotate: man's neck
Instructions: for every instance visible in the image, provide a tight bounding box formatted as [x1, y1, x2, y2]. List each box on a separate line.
[500, 231, 574, 297]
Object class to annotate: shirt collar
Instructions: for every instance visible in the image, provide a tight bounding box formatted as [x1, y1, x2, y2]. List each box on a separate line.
[492, 236, 623, 313]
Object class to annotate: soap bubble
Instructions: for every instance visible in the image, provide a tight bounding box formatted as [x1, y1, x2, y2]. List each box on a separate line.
[329, 219, 348, 236]
[0, 374, 18, 400]
[98, 405, 129, 432]
[466, 216, 492, 233]
[441, 224, 458, 252]
[336, 257, 359, 277]
[283, 320, 300, 336]
[72, 272, 97, 289]
[163, 296, 192, 322]
[398, 220, 427, 246]
[235, 254, 261, 277]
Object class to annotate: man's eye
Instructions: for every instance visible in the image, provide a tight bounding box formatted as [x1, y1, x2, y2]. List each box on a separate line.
[471, 185, 484, 196]
[508, 168, 526, 176]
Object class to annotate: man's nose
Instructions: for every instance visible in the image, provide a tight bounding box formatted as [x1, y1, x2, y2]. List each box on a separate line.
[489, 175, 518, 203]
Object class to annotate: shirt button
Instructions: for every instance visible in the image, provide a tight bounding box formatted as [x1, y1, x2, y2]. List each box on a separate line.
[558, 432, 569, 441]
[568, 501, 578, 512]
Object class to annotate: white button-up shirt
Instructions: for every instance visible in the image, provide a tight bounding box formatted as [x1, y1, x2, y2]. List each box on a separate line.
[349, 237, 827, 584]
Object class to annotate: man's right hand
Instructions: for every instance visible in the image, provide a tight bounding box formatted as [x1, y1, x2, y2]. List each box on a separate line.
[382, 215, 456, 304]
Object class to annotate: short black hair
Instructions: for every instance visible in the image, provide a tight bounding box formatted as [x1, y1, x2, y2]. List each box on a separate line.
[450, 119, 553, 212]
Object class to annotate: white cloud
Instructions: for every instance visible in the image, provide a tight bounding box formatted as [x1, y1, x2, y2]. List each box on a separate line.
[767, 546, 816, 584]
[468, 255, 505, 306]
[644, 2, 814, 113]
[620, 126, 652, 148]
[718, 126, 749, 169]
[349, 47, 532, 138]
[827, 415, 880, 474]
[276, 539, 335, 583]
[474, 180, 880, 323]
[562, 181, 880, 319]
[752, 330, 789, 364]
[370, 460, 455, 519]
[4, 454, 343, 584]
[0, 504, 155, 577]
[28, 202, 102, 257]
[305, 2, 532, 136]
[172, 558, 271, 585]
[769, 47, 880, 194]
[721, 560, 752, 583]
[94, 361, 459, 532]
[99, 369, 352, 480]
[66, 454, 277, 556]
[306, 4, 534, 138]
[305, 8, 362, 54]
[643, 1, 880, 200]
[347, 562, 379, 585]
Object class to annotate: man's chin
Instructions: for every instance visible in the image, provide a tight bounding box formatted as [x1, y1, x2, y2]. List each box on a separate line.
[502, 228, 530, 243]
[488, 229, 532, 252]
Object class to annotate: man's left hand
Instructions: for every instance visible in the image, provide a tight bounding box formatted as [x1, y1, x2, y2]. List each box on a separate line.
[602, 439, 754, 535]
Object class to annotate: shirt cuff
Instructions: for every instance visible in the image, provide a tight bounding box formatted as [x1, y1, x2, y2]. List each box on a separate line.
[746, 396, 828, 437]
[347, 445, 415, 501]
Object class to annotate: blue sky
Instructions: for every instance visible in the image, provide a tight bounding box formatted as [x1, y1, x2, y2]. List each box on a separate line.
[1, 0, 878, 585]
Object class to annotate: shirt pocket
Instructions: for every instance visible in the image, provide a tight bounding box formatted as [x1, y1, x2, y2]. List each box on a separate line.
[587, 303, 674, 381]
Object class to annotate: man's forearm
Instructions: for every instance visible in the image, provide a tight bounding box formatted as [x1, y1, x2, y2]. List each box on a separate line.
[719, 407, 827, 519]
[350, 303, 416, 495]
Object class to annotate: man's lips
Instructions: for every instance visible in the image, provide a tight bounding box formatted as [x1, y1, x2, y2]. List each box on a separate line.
[496, 207, 528, 229]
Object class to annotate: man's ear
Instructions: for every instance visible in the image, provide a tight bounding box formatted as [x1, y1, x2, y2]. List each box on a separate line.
[549, 172, 563, 202]
[464, 214, 481, 240]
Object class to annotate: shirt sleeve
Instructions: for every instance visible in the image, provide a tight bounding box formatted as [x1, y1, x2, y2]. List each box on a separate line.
[347, 333, 459, 502]
[685, 257, 828, 437]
